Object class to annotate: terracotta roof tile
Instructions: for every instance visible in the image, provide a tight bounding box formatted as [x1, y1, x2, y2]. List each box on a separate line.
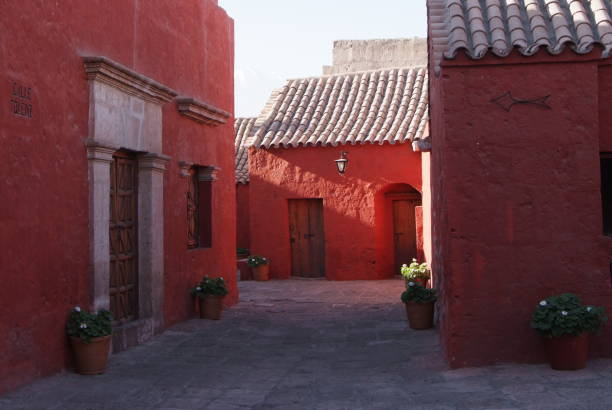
[248, 67, 429, 149]
[234, 117, 255, 184]
[429, 0, 612, 72]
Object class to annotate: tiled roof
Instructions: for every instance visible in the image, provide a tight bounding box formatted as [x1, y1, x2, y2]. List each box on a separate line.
[234, 117, 255, 184]
[429, 0, 612, 72]
[248, 67, 429, 149]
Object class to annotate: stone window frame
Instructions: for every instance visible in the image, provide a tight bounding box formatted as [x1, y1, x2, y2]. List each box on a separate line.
[179, 161, 219, 249]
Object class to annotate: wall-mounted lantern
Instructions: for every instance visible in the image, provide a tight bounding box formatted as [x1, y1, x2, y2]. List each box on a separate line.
[335, 151, 349, 175]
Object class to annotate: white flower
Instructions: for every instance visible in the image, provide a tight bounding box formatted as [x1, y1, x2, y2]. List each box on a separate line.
[408, 281, 415, 287]
[196, 287, 202, 291]
[587, 306, 593, 312]
[402, 264, 408, 268]
[539, 300, 547, 307]
[74, 306, 81, 312]
[561, 311, 568, 316]
[79, 323, 87, 329]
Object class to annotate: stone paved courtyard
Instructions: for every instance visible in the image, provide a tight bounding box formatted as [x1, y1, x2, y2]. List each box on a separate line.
[3, 279, 612, 409]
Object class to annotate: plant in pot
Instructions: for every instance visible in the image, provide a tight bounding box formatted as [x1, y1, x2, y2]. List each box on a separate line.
[401, 282, 436, 330]
[531, 293, 607, 370]
[400, 258, 431, 288]
[66, 307, 113, 375]
[192, 275, 229, 320]
[247, 255, 269, 281]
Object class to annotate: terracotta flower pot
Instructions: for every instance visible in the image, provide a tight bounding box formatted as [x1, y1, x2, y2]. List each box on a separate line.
[70, 335, 112, 375]
[199, 295, 224, 320]
[253, 264, 270, 281]
[544, 333, 589, 370]
[405, 301, 435, 330]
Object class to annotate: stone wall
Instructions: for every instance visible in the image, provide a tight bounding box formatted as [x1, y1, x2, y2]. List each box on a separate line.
[323, 38, 427, 75]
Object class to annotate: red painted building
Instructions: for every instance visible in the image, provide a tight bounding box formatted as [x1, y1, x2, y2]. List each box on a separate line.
[235, 117, 253, 252]
[0, 0, 235, 393]
[241, 66, 432, 280]
[428, 0, 612, 367]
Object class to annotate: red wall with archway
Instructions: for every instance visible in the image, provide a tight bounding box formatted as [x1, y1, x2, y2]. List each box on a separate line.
[248, 144, 428, 280]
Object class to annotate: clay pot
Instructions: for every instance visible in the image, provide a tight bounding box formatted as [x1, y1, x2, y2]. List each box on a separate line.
[544, 333, 589, 370]
[253, 264, 270, 281]
[70, 335, 112, 375]
[405, 301, 435, 330]
[199, 295, 224, 320]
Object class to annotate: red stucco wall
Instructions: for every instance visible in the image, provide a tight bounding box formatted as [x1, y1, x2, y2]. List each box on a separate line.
[248, 144, 427, 280]
[236, 183, 251, 251]
[430, 50, 612, 367]
[0, 0, 234, 393]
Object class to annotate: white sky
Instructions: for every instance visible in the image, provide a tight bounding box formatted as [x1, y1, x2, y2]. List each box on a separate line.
[218, 0, 427, 118]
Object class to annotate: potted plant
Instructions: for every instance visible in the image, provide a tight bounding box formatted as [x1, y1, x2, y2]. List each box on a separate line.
[247, 255, 269, 281]
[192, 275, 229, 320]
[66, 307, 113, 375]
[400, 258, 431, 288]
[401, 282, 437, 330]
[531, 293, 607, 370]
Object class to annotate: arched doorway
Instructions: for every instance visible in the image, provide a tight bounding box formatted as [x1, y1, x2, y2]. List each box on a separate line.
[375, 183, 423, 277]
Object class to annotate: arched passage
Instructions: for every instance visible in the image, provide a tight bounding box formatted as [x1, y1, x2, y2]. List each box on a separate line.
[375, 183, 423, 278]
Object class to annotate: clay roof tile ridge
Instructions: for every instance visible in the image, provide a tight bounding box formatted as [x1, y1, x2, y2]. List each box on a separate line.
[312, 75, 346, 145]
[319, 74, 354, 146]
[368, 69, 398, 144]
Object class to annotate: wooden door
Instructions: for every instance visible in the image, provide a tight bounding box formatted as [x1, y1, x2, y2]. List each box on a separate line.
[289, 199, 325, 278]
[393, 199, 418, 273]
[109, 151, 138, 324]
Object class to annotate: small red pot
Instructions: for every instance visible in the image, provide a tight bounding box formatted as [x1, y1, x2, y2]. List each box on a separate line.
[544, 333, 589, 370]
[404, 301, 435, 330]
[199, 295, 224, 320]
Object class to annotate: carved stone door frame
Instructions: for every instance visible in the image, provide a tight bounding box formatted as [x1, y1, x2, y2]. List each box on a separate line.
[84, 57, 176, 351]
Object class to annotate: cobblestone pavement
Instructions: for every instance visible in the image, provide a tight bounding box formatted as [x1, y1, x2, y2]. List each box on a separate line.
[3, 279, 612, 410]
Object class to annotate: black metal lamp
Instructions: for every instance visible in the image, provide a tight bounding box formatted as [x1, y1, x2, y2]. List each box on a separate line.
[335, 151, 349, 174]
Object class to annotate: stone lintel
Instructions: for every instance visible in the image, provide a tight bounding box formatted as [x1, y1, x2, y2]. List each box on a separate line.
[86, 141, 116, 163]
[176, 97, 231, 125]
[83, 56, 178, 104]
[178, 160, 194, 177]
[198, 166, 220, 182]
[139, 153, 171, 173]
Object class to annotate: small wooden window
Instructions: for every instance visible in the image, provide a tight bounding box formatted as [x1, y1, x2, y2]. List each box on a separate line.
[187, 166, 214, 248]
[187, 167, 200, 248]
[602, 154, 612, 236]
[199, 177, 213, 248]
